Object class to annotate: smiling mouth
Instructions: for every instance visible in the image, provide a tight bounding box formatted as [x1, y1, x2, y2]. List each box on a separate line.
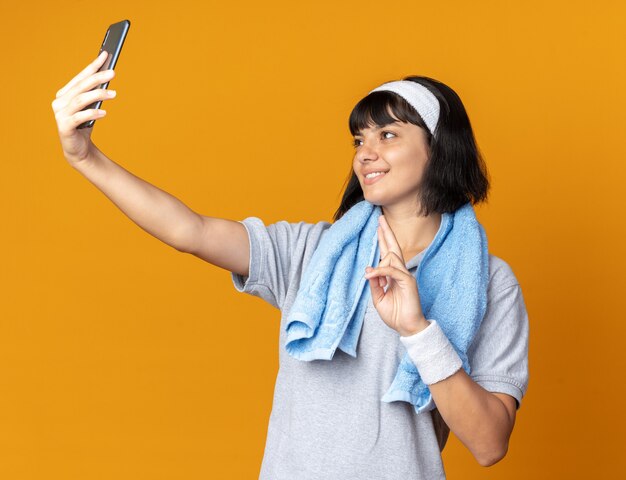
[363, 171, 388, 185]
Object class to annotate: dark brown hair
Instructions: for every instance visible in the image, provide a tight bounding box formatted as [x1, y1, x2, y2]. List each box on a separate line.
[333, 75, 490, 222]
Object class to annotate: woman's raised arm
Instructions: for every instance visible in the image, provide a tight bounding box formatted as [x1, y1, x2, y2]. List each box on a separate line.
[52, 51, 250, 277]
[183, 216, 250, 277]
[69, 148, 250, 277]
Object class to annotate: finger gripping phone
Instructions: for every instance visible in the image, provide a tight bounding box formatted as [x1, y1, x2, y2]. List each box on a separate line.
[77, 19, 131, 129]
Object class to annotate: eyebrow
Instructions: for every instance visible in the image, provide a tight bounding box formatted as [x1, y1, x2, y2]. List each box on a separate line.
[354, 121, 400, 136]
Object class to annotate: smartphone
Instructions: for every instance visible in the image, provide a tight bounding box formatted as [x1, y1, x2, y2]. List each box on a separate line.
[77, 19, 131, 129]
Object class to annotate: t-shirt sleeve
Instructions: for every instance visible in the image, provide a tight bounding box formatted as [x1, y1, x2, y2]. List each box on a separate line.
[230, 216, 331, 311]
[467, 260, 530, 411]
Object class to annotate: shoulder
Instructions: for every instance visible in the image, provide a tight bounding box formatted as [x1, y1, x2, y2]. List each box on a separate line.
[238, 216, 334, 276]
[270, 218, 333, 252]
[487, 253, 520, 296]
[468, 254, 529, 409]
[477, 255, 528, 359]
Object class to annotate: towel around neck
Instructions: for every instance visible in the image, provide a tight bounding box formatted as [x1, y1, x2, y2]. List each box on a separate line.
[284, 199, 489, 414]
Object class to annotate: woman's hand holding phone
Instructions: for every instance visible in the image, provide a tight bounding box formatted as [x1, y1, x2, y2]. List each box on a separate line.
[51, 51, 117, 166]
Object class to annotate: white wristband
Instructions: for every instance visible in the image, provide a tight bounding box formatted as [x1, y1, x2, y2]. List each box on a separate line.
[399, 320, 463, 385]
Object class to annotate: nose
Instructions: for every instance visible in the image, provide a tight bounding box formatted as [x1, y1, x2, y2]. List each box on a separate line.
[355, 139, 379, 164]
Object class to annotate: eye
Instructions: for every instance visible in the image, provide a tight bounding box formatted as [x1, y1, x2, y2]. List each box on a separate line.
[352, 131, 396, 148]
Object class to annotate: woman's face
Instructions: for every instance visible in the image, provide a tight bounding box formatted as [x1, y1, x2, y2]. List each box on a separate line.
[352, 117, 430, 209]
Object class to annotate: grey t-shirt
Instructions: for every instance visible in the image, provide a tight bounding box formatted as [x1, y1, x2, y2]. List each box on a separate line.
[230, 216, 529, 480]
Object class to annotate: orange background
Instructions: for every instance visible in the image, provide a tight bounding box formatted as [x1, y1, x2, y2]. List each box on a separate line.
[1, 0, 625, 478]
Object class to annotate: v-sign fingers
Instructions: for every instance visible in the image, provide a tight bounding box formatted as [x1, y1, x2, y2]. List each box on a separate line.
[373, 247, 408, 290]
[379, 215, 405, 263]
[383, 251, 412, 276]
[375, 235, 389, 289]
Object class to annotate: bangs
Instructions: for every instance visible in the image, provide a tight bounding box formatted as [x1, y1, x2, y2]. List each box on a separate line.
[348, 90, 429, 137]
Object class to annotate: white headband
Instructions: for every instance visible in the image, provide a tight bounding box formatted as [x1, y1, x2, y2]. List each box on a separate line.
[368, 80, 440, 136]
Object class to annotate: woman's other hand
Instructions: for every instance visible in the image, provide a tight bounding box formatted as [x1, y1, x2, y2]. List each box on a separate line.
[364, 215, 430, 337]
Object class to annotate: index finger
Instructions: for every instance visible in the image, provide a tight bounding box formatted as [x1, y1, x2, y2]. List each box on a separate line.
[56, 50, 109, 98]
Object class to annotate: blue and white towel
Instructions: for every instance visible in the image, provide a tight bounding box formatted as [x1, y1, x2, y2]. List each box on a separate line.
[284, 199, 489, 414]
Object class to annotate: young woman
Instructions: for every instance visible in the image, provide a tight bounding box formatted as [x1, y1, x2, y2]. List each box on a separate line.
[52, 52, 529, 479]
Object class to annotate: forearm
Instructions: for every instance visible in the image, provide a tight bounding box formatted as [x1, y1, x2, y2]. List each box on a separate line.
[428, 369, 513, 466]
[400, 320, 513, 466]
[72, 146, 201, 252]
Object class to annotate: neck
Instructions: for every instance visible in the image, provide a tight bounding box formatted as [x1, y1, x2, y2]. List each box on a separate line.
[381, 203, 442, 260]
